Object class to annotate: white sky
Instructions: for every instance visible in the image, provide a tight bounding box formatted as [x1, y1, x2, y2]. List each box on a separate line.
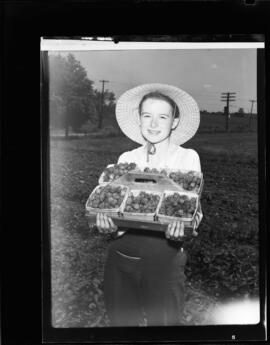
[50, 49, 257, 113]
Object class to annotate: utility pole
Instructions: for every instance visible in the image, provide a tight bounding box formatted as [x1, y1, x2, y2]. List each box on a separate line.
[248, 100, 256, 130]
[221, 92, 236, 132]
[98, 80, 109, 129]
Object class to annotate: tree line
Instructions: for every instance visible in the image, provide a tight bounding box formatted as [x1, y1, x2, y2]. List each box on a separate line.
[49, 53, 116, 137]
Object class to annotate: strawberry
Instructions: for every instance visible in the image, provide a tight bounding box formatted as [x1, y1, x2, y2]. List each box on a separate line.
[124, 191, 160, 213]
[89, 185, 127, 209]
[168, 170, 202, 192]
[159, 193, 197, 218]
[102, 162, 138, 182]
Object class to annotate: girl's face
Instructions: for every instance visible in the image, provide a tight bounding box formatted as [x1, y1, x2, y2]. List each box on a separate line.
[139, 98, 179, 144]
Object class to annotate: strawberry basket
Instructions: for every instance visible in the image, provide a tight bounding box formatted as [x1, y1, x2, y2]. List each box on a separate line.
[156, 190, 198, 224]
[141, 167, 169, 177]
[168, 169, 203, 194]
[121, 189, 163, 222]
[98, 162, 139, 185]
[85, 184, 129, 218]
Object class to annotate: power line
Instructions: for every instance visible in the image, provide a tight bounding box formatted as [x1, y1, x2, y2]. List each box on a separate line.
[98, 80, 109, 129]
[248, 99, 256, 129]
[93, 79, 137, 87]
[109, 80, 138, 87]
[220, 92, 236, 131]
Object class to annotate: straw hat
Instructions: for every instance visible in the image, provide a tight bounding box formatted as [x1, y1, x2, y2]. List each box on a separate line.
[116, 83, 200, 146]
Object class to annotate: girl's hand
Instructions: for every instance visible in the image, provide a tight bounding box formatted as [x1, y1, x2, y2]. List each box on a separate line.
[165, 221, 185, 241]
[96, 213, 118, 234]
[191, 211, 202, 237]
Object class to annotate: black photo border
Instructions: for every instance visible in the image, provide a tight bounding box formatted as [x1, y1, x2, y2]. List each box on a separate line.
[2, 1, 270, 345]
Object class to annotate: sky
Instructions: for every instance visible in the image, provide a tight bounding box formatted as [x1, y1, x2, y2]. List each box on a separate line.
[51, 48, 257, 113]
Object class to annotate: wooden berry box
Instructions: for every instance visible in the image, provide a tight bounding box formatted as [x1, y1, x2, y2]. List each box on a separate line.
[135, 167, 203, 195]
[99, 164, 204, 195]
[86, 170, 202, 232]
[85, 212, 197, 235]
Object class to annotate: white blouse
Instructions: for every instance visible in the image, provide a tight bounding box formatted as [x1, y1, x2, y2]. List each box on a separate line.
[116, 142, 203, 235]
[118, 142, 201, 172]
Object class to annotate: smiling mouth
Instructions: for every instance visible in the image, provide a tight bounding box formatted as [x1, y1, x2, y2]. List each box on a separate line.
[148, 130, 160, 135]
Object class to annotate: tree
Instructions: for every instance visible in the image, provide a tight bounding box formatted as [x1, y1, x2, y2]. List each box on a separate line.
[238, 107, 245, 116]
[92, 89, 116, 129]
[49, 54, 97, 137]
[231, 107, 245, 118]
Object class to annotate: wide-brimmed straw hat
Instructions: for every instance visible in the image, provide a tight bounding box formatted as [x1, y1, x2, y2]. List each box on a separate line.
[116, 83, 200, 146]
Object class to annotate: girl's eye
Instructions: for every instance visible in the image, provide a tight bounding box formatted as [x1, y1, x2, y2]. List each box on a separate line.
[142, 114, 151, 118]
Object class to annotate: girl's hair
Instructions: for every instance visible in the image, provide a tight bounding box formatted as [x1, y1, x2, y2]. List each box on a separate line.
[138, 92, 180, 119]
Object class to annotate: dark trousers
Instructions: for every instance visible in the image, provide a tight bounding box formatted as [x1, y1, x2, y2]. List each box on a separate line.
[104, 230, 186, 327]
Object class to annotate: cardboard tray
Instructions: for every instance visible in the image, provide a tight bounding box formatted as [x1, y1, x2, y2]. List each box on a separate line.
[85, 212, 196, 236]
[85, 171, 201, 234]
[112, 171, 182, 192]
[131, 168, 204, 195]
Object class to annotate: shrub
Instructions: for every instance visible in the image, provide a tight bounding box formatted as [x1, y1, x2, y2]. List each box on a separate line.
[88, 126, 120, 138]
[80, 120, 98, 134]
[100, 125, 120, 137]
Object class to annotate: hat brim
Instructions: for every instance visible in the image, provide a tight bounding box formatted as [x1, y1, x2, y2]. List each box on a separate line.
[116, 83, 200, 145]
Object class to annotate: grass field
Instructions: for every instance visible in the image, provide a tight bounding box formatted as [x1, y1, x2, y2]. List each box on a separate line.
[49, 131, 259, 327]
[198, 113, 257, 133]
[50, 111, 257, 140]
[51, 130, 258, 159]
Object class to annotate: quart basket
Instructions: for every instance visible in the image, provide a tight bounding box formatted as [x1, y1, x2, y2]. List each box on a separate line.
[85, 184, 129, 218]
[121, 189, 163, 222]
[167, 169, 204, 194]
[156, 190, 198, 224]
[98, 163, 139, 185]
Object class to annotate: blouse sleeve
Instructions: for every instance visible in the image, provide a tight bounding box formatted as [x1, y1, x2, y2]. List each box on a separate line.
[115, 151, 131, 237]
[117, 151, 131, 164]
[190, 149, 203, 229]
[194, 199, 203, 229]
[190, 149, 201, 172]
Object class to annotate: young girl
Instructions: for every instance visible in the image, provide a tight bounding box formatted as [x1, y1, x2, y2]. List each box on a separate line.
[94, 83, 203, 326]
